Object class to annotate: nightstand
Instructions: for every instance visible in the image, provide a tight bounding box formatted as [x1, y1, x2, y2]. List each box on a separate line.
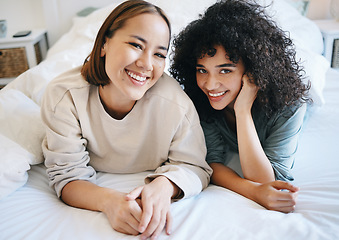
[314, 19, 339, 69]
[0, 29, 49, 87]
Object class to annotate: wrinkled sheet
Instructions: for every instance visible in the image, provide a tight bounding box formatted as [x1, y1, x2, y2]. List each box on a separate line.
[0, 0, 338, 239]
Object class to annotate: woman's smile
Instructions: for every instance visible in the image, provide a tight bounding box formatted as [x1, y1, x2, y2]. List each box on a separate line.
[208, 90, 228, 102]
[125, 69, 149, 86]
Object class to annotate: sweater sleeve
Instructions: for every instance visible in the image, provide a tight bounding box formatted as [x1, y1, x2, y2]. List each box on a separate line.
[41, 87, 96, 198]
[145, 104, 212, 200]
[263, 104, 307, 181]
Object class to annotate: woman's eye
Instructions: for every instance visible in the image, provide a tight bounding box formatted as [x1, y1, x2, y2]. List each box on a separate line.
[129, 42, 142, 50]
[220, 69, 231, 74]
[196, 68, 207, 74]
[155, 53, 166, 59]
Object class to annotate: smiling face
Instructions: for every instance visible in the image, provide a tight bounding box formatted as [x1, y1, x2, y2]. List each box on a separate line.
[196, 45, 245, 111]
[100, 13, 170, 107]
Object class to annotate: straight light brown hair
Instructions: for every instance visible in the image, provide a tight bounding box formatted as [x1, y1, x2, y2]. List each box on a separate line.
[81, 0, 171, 86]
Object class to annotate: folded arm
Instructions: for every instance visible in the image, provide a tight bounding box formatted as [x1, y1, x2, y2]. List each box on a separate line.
[210, 163, 299, 213]
[61, 180, 143, 235]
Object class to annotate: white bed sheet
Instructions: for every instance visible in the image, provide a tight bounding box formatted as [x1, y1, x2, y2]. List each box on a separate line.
[0, 0, 339, 239]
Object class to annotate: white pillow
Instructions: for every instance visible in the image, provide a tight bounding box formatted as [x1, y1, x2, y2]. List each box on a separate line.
[0, 134, 32, 200]
[295, 43, 330, 104]
[263, 0, 324, 54]
[258, 0, 329, 105]
[0, 89, 45, 164]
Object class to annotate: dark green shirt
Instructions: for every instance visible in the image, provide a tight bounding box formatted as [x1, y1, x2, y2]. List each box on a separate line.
[201, 104, 307, 181]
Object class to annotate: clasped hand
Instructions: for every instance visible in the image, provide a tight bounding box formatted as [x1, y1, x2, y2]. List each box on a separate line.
[104, 176, 175, 240]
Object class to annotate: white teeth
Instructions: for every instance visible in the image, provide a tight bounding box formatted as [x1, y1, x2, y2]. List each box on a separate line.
[127, 70, 147, 82]
[209, 91, 226, 97]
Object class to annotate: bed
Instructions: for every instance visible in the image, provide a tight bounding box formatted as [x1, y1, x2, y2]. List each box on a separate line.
[0, 0, 338, 239]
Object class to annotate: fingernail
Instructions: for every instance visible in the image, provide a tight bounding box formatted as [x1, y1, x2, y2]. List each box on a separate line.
[139, 226, 145, 233]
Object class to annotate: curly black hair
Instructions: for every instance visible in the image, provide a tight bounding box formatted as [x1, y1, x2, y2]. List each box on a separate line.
[169, 0, 311, 118]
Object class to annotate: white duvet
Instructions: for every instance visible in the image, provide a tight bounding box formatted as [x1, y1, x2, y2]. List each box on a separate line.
[0, 0, 338, 239]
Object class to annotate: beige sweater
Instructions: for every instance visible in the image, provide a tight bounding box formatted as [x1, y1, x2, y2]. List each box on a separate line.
[41, 67, 212, 198]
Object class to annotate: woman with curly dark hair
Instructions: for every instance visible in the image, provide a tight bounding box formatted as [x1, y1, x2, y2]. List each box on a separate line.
[170, 0, 311, 213]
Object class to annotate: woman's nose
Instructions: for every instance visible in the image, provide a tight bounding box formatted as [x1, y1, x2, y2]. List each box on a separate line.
[136, 52, 153, 72]
[205, 75, 219, 90]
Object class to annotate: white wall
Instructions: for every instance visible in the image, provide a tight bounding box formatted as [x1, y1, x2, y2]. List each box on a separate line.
[307, 0, 332, 19]
[0, 0, 115, 46]
[0, 0, 45, 37]
[41, 0, 117, 46]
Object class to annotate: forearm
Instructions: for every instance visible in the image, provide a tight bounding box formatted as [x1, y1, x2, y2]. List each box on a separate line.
[61, 180, 117, 213]
[210, 163, 259, 202]
[236, 111, 274, 182]
[62, 181, 144, 235]
[211, 163, 299, 213]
